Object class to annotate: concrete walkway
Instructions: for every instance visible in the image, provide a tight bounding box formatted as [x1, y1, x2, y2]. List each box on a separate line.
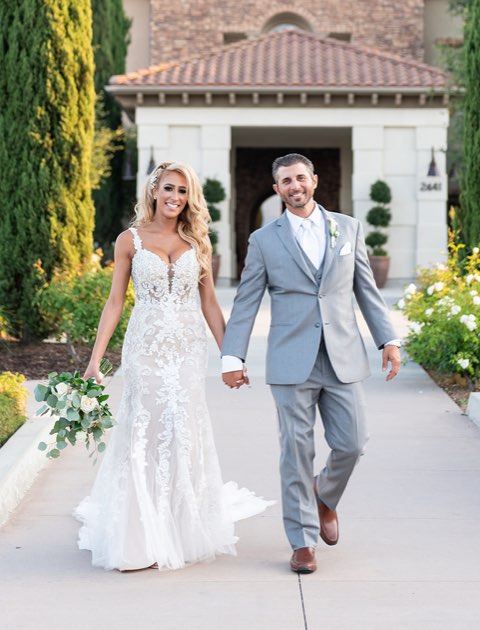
[1, 288, 480, 629]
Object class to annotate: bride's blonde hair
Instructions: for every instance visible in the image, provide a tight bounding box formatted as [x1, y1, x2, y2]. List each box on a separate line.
[132, 161, 212, 278]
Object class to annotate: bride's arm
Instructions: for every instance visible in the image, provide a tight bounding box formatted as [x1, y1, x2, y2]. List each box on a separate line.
[83, 231, 133, 382]
[199, 268, 226, 352]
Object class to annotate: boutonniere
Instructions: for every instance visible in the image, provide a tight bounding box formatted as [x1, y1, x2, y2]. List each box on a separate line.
[328, 217, 340, 248]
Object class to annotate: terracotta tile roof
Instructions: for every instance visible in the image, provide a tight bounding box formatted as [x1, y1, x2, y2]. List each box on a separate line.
[111, 30, 446, 90]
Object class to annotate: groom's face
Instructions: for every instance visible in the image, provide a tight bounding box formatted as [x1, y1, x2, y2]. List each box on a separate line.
[273, 162, 318, 213]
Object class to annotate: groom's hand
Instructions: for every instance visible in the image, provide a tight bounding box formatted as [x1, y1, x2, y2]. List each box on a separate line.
[382, 345, 401, 381]
[222, 369, 250, 389]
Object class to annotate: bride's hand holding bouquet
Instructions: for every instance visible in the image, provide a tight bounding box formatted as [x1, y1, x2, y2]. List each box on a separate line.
[35, 358, 115, 461]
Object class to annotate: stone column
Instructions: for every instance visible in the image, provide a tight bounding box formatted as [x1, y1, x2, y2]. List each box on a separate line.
[415, 126, 448, 269]
[200, 125, 232, 280]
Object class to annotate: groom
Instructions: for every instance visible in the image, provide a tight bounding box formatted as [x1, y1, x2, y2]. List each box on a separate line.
[221, 154, 401, 573]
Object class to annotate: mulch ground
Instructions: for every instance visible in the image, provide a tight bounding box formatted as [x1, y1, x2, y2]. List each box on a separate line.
[426, 369, 477, 413]
[0, 341, 122, 381]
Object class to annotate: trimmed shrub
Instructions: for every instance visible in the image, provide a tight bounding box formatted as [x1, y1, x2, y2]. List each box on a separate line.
[365, 180, 392, 256]
[37, 255, 134, 350]
[203, 178, 225, 254]
[0, 372, 27, 447]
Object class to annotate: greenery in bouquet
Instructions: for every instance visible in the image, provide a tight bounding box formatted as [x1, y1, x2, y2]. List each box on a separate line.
[35, 358, 115, 461]
[396, 231, 480, 386]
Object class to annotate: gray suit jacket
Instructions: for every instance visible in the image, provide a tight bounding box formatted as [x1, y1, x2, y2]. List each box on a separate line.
[222, 207, 396, 385]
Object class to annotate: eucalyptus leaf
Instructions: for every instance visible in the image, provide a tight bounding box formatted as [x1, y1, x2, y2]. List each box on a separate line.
[58, 429, 66, 438]
[38, 442, 47, 451]
[56, 441, 67, 450]
[98, 442, 106, 453]
[67, 408, 80, 422]
[34, 384, 49, 402]
[47, 372, 58, 379]
[46, 394, 58, 407]
[49, 449, 60, 458]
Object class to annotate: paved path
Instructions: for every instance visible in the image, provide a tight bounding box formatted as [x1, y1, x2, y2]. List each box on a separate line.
[1, 288, 480, 629]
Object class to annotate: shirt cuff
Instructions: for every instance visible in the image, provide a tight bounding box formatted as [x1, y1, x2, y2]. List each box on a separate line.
[384, 339, 401, 347]
[222, 355, 244, 372]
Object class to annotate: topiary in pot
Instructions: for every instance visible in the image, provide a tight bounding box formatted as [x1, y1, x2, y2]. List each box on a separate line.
[365, 180, 392, 288]
[203, 178, 225, 283]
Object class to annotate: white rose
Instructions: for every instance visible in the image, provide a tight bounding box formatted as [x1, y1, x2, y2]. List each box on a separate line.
[425, 308, 433, 316]
[457, 358, 470, 369]
[397, 298, 405, 309]
[55, 382, 70, 397]
[473, 247, 479, 255]
[474, 296, 480, 306]
[470, 290, 478, 297]
[409, 321, 424, 335]
[404, 283, 417, 296]
[466, 274, 474, 285]
[80, 395, 99, 414]
[427, 285, 434, 295]
[460, 314, 477, 331]
[449, 305, 461, 316]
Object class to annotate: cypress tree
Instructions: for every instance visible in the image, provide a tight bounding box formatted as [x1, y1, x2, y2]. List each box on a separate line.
[459, 0, 480, 250]
[91, 0, 131, 249]
[0, 1, 95, 339]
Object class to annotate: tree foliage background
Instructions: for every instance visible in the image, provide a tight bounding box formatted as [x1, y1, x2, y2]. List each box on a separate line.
[0, 0, 95, 339]
[91, 0, 131, 252]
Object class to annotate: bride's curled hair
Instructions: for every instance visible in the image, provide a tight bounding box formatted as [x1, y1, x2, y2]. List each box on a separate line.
[132, 161, 212, 279]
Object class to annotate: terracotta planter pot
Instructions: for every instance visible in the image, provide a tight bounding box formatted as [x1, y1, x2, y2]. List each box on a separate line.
[212, 254, 221, 284]
[368, 255, 390, 289]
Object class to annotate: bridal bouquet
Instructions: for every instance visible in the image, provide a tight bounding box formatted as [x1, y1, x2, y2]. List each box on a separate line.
[35, 358, 115, 461]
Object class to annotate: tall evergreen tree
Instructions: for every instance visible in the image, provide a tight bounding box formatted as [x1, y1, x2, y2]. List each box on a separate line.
[0, 1, 95, 339]
[459, 0, 480, 250]
[91, 0, 131, 249]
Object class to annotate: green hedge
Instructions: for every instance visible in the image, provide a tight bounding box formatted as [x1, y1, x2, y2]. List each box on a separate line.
[0, 372, 27, 447]
[37, 256, 134, 350]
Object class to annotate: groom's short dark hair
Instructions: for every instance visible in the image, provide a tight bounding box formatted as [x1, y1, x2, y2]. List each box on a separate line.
[272, 153, 315, 182]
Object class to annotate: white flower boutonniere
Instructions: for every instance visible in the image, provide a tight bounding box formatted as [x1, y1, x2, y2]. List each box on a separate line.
[328, 217, 340, 248]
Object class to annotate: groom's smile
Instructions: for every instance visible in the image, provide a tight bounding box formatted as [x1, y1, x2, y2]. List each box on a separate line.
[273, 162, 318, 217]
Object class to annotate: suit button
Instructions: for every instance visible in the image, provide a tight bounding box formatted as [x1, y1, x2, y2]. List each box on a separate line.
[315, 322, 321, 328]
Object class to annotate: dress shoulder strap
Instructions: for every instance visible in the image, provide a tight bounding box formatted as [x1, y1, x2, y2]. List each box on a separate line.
[129, 227, 142, 252]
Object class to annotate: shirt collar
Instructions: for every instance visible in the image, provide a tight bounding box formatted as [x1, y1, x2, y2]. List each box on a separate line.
[286, 204, 324, 234]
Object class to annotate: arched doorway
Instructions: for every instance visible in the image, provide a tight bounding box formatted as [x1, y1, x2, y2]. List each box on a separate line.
[234, 147, 341, 277]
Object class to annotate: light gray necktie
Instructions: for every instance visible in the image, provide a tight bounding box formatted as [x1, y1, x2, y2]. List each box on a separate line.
[298, 219, 320, 268]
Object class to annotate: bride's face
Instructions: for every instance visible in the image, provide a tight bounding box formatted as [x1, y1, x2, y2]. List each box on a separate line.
[154, 171, 188, 220]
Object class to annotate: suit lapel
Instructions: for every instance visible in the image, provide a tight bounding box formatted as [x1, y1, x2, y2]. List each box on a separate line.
[275, 213, 316, 285]
[319, 207, 341, 291]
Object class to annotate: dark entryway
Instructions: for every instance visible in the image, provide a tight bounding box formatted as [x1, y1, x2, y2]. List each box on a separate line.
[234, 147, 341, 277]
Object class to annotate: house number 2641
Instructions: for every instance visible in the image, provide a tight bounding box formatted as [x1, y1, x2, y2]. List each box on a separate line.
[420, 181, 442, 192]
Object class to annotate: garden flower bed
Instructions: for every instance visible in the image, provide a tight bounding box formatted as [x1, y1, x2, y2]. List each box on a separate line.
[397, 240, 480, 411]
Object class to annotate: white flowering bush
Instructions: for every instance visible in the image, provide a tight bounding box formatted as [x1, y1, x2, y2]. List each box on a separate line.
[34, 358, 115, 460]
[396, 239, 480, 384]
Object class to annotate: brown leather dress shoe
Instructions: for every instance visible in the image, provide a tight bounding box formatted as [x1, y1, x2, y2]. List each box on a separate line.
[290, 547, 317, 574]
[315, 492, 339, 546]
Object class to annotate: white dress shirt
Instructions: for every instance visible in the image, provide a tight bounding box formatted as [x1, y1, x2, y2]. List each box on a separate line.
[222, 206, 400, 373]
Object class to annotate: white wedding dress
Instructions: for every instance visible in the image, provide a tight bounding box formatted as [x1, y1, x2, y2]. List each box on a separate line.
[74, 227, 273, 571]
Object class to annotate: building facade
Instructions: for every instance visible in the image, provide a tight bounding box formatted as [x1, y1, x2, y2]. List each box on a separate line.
[116, 1, 462, 281]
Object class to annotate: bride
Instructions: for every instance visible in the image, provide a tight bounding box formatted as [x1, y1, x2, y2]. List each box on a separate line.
[75, 161, 273, 571]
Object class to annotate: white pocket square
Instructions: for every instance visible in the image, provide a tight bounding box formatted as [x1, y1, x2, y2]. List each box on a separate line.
[339, 242, 352, 256]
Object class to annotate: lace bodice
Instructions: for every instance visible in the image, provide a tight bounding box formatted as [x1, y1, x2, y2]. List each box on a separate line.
[129, 227, 200, 309]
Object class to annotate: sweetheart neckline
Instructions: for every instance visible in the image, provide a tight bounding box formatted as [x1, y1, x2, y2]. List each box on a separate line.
[134, 247, 194, 267]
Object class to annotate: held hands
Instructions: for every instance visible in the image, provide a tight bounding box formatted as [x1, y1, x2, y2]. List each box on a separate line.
[382, 345, 401, 381]
[222, 367, 250, 389]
